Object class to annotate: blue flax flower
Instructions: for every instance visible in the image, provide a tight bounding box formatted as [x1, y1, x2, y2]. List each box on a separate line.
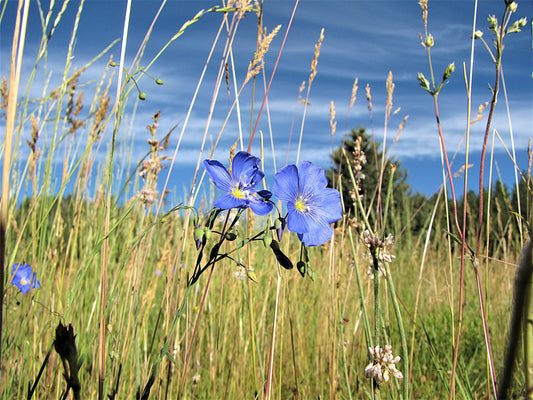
[11, 263, 40, 294]
[204, 151, 273, 215]
[273, 161, 342, 246]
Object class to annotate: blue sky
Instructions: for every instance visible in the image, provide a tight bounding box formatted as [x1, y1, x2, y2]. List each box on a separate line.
[1, 0, 531, 202]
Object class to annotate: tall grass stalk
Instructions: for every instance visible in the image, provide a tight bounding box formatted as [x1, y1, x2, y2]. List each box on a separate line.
[1, 0, 30, 383]
[99, 0, 132, 397]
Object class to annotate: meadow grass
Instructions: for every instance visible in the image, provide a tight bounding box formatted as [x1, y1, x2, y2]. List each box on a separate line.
[1, 1, 530, 399]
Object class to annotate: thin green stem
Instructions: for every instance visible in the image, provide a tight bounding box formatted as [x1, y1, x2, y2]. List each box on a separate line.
[347, 228, 372, 349]
[384, 263, 409, 399]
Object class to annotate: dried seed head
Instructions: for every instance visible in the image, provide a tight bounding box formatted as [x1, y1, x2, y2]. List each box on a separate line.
[92, 86, 110, 138]
[349, 77, 359, 108]
[245, 25, 281, 84]
[385, 71, 395, 119]
[298, 80, 306, 96]
[394, 115, 409, 144]
[0, 76, 7, 110]
[419, 0, 428, 32]
[329, 101, 337, 137]
[309, 28, 325, 86]
[365, 84, 372, 112]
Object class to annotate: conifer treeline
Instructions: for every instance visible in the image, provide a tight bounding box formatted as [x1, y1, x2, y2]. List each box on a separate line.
[328, 127, 531, 256]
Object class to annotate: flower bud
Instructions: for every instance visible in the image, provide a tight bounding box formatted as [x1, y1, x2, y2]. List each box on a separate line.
[424, 34, 434, 48]
[506, 17, 527, 33]
[296, 261, 307, 277]
[194, 227, 204, 241]
[263, 234, 273, 248]
[194, 227, 204, 250]
[488, 15, 498, 30]
[270, 240, 293, 270]
[225, 232, 237, 241]
[442, 62, 455, 81]
[138, 92, 146, 101]
[155, 79, 164, 85]
[417, 73, 430, 91]
[246, 269, 257, 282]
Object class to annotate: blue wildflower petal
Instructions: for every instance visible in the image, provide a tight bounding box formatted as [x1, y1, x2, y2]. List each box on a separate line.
[32, 273, 41, 290]
[204, 159, 233, 192]
[272, 165, 299, 202]
[232, 151, 264, 187]
[273, 161, 342, 247]
[286, 201, 313, 234]
[11, 263, 40, 294]
[309, 187, 343, 223]
[213, 193, 249, 210]
[248, 196, 274, 216]
[298, 222, 334, 247]
[297, 161, 328, 195]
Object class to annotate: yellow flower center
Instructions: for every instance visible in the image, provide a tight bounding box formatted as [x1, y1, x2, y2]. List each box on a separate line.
[295, 198, 307, 212]
[232, 186, 247, 199]
[20, 278, 29, 286]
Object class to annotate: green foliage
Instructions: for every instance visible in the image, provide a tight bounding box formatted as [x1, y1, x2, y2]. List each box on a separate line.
[327, 126, 430, 237]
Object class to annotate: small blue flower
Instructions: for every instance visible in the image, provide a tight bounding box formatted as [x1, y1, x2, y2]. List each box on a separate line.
[272, 161, 342, 246]
[11, 263, 40, 294]
[204, 151, 273, 215]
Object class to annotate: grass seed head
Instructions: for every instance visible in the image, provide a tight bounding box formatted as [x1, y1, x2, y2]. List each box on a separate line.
[309, 28, 325, 86]
[350, 77, 359, 108]
[245, 25, 281, 84]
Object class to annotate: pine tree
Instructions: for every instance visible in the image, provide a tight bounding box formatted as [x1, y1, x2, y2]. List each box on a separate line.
[327, 126, 413, 231]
